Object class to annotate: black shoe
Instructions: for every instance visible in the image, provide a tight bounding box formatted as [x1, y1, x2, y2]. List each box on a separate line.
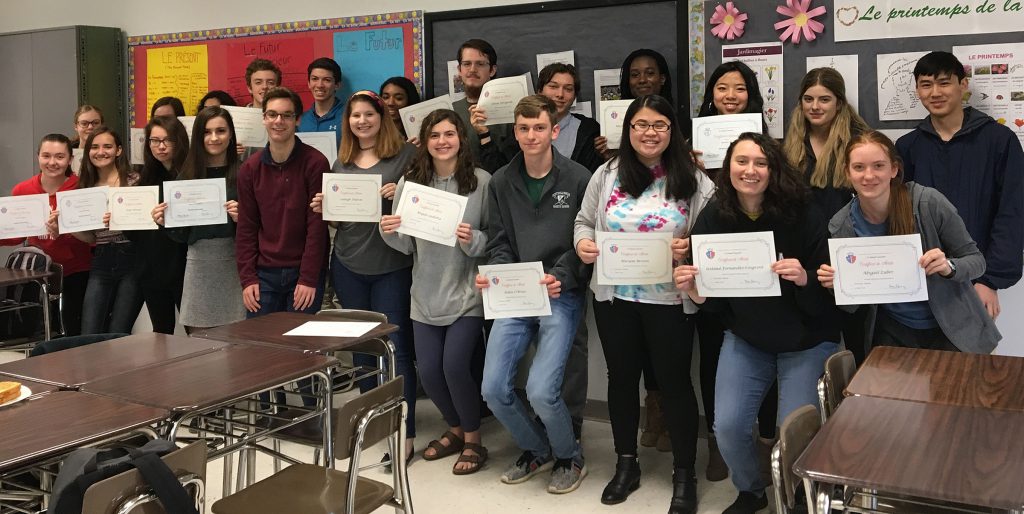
[723, 491, 768, 514]
[600, 455, 641, 505]
[381, 450, 414, 472]
[668, 468, 697, 514]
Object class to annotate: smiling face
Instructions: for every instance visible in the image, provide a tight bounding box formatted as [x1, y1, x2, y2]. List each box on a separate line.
[713, 71, 749, 114]
[802, 84, 839, 129]
[628, 56, 666, 98]
[427, 119, 460, 163]
[88, 133, 121, 170]
[348, 99, 381, 144]
[262, 97, 299, 144]
[203, 116, 232, 159]
[248, 70, 278, 107]
[915, 73, 967, 118]
[380, 83, 409, 122]
[514, 111, 559, 158]
[308, 68, 340, 104]
[148, 125, 174, 165]
[847, 142, 898, 202]
[541, 72, 577, 119]
[75, 110, 102, 143]
[729, 139, 770, 207]
[38, 141, 71, 179]
[628, 107, 671, 167]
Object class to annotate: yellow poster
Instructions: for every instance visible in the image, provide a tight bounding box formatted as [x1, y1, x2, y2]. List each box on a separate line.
[146, 44, 209, 119]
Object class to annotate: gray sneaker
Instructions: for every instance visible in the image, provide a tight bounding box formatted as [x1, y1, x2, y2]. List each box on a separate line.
[501, 451, 553, 484]
[548, 457, 587, 494]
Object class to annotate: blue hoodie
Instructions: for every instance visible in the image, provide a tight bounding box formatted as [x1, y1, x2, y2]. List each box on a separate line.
[896, 107, 1024, 290]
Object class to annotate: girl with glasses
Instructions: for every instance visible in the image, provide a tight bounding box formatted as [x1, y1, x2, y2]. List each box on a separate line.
[71, 105, 104, 149]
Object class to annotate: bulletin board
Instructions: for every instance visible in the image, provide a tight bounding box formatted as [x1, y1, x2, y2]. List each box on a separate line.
[127, 11, 424, 127]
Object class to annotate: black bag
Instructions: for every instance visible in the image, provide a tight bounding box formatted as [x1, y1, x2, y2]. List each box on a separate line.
[0, 246, 50, 338]
[49, 439, 199, 514]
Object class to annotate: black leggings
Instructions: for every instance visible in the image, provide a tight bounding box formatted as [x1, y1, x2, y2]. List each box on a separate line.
[595, 299, 699, 469]
[60, 271, 89, 337]
[413, 317, 486, 432]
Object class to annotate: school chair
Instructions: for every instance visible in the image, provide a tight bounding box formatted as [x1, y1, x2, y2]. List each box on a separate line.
[212, 377, 413, 514]
[770, 404, 820, 514]
[816, 350, 856, 423]
[80, 441, 207, 514]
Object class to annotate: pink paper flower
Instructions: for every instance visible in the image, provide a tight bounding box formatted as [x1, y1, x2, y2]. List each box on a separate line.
[775, 0, 826, 44]
[710, 2, 748, 41]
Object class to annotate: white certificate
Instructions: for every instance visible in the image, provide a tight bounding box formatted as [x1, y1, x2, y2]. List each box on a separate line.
[399, 95, 454, 139]
[829, 235, 929, 306]
[222, 106, 268, 147]
[479, 262, 552, 319]
[129, 127, 146, 166]
[163, 178, 227, 228]
[71, 148, 84, 175]
[536, 50, 575, 74]
[56, 187, 109, 234]
[691, 113, 763, 169]
[177, 116, 196, 141]
[0, 194, 50, 239]
[595, 231, 673, 285]
[322, 174, 382, 223]
[691, 231, 781, 297]
[598, 100, 633, 150]
[394, 181, 468, 247]
[477, 73, 534, 126]
[108, 186, 159, 231]
[300, 131, 338, 167]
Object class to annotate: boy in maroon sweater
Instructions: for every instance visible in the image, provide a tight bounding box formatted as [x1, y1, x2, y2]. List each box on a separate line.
[236, 87, 329, 317]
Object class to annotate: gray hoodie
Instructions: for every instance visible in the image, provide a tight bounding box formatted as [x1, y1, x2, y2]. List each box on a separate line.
[829, 182, 1001, 353]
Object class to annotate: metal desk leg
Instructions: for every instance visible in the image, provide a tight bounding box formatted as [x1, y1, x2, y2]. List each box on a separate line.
[802, 478, 819, 514]
[222, 407, 235, 496]
[245, 403, 256, 486]
[320, 371, 335, 468]
[39, 281, 50, 341]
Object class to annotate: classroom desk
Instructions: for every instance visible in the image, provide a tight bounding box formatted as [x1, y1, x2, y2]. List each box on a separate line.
[846, 346, 1024, 411]
[0, 268, 54, 342]
[0, 332, 228, 388]
[794, 395, 1024, 513]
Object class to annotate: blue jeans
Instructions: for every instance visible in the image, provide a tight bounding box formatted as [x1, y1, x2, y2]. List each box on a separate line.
[330, 256, 416, 437]
[81, 243, 144, 335]
[714, 330, 838, 493]
[481, 289, 583, 460]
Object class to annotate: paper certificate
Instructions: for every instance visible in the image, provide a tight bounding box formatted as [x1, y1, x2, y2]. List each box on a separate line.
[691, 113, 763, 169]
[394, 181, 468, 247]
[691, 231, 781, 297]
[599, 100, 633, 150]
[399, 95, 454, 139]
[322, 174, 382, 223]
[163, 178, 227, 228]
[56, 187, 109, 234]
[108, 186, 159, 231]
[477, 74, 534, 126]
[300, 132, 338, 167]
[828, 235, 929, 306]
[178, 116, 196, 141]
[595, 231, 673, 285]
[479, 262, 552, 319]
[0, 194, 50, 239]
[71, 149, 84, 175]
[222, 106, 268, 147]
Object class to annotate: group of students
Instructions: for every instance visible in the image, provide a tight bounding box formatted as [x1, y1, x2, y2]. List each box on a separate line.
[5, 37, 1022, 514]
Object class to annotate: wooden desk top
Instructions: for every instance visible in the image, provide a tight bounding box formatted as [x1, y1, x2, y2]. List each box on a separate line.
[192, 311, 398, 354]
[794, 396, 1024, 509]
[0, 391, 168, 472]
[847, 346, 1024, 411]
[0, 373, 61, 396]
[80, 345, 337, 412]
[0, 268, 52, 287]
[0, 333, 229, 388]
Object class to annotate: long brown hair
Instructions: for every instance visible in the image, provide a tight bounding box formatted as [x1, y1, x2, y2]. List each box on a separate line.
[77, 126, 130, 188]
[180, 106, 240, 183]
[405, 109, 478, 195]
[338, 91, 405, 165]
[845, 131, 915, 235]
[716, 132, 808, 223]
[140, 116, 189, 186]
[783, 68, 869, 189]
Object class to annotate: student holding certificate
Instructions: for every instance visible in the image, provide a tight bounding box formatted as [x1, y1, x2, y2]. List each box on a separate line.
[2, 134, 92, 336]
[673, 133, 838, 514]
[594, 49, 676, 159]
[379, 109, 491, 475]
[152, 107, 245, 331]
[574, 95, 714, 513]
[49, 127, 144, 335]
[379, 76, 421, 140]
[817, 131, 999, 354]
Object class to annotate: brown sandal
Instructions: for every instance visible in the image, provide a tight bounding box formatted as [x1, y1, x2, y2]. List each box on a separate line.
[422, 430, 464, 461]
[452, 443, 488, 475]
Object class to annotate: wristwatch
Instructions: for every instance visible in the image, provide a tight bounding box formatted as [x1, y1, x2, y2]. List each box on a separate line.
[946, 259, 957, 278]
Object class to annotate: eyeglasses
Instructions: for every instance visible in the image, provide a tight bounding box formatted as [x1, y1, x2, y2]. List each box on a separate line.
[263, 111, 297, 121]
[631, 121, 671, 133]
[77, 120, 102, 128]
[148, 137, 172, 147]
[459, 60, 491, 70]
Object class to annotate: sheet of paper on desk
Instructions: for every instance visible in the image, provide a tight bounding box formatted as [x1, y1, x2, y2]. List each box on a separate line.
[283, 321, 380, 337]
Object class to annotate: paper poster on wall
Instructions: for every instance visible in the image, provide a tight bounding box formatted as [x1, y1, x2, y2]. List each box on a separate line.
[953, 42, 1024, 149]
[723, 42, 784, 138]
[129, 128, 146, 166]
[806, 55, 859, 112]
[877, 52, 929, 121]
[334, 28, 405, 100]
[594, 69, 622, 102]
[536, 51, 575, 75]
[225, 38, 314, 108]
[146, 45, 209, 119]
[833, 0, 1024, 42]
[447, 60, 466, 101]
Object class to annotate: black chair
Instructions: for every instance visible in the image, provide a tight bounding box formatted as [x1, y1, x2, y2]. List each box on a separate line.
[29, 333, 129, 357]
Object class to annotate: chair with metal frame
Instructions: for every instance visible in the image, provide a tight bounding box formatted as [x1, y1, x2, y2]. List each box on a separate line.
[80, 441, 207, 514]
[771, 405, 821, 514]
[211, 377, 413, 514]
[816, 350, 856, 423]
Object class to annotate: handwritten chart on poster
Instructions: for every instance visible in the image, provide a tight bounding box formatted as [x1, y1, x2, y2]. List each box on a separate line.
[953, 42, 1024, 149]
[146, 45, 209, 123]
[127, 12, 423, 127]
[877, 52, 929, 121]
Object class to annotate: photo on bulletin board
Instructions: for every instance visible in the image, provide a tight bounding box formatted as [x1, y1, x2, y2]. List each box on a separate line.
[127, 11, 424, 127]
